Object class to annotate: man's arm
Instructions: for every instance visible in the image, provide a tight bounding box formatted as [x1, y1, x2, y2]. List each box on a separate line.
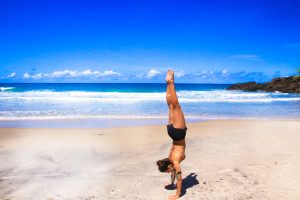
[169, 162, 182, 200]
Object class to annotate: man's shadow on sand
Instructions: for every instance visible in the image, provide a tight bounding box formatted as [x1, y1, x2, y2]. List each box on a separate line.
[164, 173, 199, 197]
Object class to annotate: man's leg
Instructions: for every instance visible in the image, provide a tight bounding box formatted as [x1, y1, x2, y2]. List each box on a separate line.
[166, 71, 175, 161]
[166, 82, 174, 125]
[166, 70, 186, 129]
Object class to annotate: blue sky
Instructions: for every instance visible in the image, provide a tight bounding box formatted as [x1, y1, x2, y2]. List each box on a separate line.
[0, 0, 300, 83]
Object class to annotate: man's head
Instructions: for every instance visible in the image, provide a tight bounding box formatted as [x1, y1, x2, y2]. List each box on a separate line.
[156, 158, 173, 173]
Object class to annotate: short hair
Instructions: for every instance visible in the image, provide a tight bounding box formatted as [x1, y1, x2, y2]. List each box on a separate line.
[156, 158, 171, 172]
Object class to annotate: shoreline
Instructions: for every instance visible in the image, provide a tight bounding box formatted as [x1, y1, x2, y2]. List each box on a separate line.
[0, 116, 300, 128]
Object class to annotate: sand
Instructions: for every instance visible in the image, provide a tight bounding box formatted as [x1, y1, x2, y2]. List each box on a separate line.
[0, 119, 300, 200]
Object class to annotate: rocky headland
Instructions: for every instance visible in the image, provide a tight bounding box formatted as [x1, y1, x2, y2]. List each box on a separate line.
[227, 76, 300, 93]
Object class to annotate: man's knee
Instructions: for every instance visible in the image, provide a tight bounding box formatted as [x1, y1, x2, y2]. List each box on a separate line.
[170, 103, 180, 109]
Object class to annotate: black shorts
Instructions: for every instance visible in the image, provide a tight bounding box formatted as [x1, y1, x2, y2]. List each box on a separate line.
[167, 124, 187, 141]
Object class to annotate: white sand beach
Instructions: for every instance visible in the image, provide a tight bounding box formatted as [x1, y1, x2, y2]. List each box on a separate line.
[1, 119, 300, 200]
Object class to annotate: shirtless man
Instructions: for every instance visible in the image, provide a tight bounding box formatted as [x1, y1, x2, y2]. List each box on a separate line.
[157, 69, 187, 200]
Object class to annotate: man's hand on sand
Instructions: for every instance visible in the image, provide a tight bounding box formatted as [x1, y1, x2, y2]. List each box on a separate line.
[166, 69, 174, 84]
[168, 194, 180, 200]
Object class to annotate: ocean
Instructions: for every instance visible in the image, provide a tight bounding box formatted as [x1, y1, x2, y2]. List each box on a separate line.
[0, 83, 300, 128]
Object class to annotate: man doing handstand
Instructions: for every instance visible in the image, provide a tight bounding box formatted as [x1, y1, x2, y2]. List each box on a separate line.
[157, 69, 187, 200]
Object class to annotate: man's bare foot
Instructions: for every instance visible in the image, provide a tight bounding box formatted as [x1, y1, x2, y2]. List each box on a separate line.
[166, 70, 174, 84]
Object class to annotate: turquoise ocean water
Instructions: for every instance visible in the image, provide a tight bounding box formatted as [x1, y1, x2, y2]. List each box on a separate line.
[0, 83, 299, 128]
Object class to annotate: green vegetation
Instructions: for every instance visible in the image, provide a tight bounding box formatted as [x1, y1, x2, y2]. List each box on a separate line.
[293, 68, 300, 81]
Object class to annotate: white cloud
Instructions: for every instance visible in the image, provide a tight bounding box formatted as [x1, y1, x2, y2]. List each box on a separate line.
[23, 73, 31, 79]
[221, 68, 228, 74]
[194, 70, 214, 79]
[1, 72, 16, 79]
[19, 68, 274, 83]
[7, 72, 16, 78]
[23, 69, 121, 80]
[136, 73, 145, 79]
[97, 70, 120, 77]
[174, 71, 185, 78]
[32, 73, 43, 79]
[231, 54, 260, 61]
[44, 70, 78, 78]
[145, 69, 161, 79]
[136, 69, 161, 79]
[136, 70, 185, 80]
[81, 69, 97, 76]
[191, 69, 271, 83]
[23, 73, 43, 79]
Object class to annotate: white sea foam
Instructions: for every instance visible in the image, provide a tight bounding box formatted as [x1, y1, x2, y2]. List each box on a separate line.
[0, 90, 299, 103]
[0, 90, 299, 120]
[0, 87, 15, 91]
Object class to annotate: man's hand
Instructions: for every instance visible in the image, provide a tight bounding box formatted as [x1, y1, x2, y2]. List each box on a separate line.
[168, 194, 180, 200]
